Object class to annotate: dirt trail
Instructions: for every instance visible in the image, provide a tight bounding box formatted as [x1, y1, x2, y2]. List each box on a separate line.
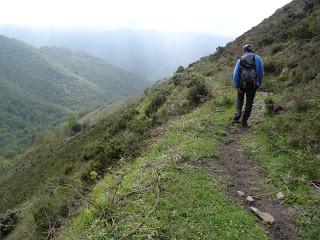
[204, 98, 299, 240]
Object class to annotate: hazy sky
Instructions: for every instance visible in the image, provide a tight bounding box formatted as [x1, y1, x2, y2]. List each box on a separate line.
[0, 0, 292, 37]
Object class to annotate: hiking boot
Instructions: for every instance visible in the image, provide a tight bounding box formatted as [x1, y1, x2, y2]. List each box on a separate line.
[232, 119, 240, 124]
[241, 121, 249, 128]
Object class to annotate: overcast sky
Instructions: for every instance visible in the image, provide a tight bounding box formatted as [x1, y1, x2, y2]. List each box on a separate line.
[0, 0, 292, 37]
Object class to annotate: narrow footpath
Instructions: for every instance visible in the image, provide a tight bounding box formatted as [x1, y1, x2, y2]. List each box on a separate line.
[204, 99, 299, 240]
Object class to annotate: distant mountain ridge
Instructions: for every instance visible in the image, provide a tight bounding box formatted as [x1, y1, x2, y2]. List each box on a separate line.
[0, 35, 149, 157]
[39, 46, 148, 97]
[0, 28, 231, 79]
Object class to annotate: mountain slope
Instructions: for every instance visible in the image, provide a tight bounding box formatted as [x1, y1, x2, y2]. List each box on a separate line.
[40, 46, 149, 98]
[0, 28, 231, 79]
[0, 35, 149, 157]
[0, 35, 105, 110]
[1, 0, 320, 239]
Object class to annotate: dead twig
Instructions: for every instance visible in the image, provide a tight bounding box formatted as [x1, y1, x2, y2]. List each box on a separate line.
[110, 171, 129, 206]
[283, 172, 320, 191]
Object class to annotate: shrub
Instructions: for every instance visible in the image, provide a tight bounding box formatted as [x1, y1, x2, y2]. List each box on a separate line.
[216, 46, 225, 55]
[0, 210, 19, 237]
[32, 191, 74, 237]
[294, 100, 311, 112]
[63, 163, 74, 175]
[128, 115, 151, 135]
[71, 123, 82, 133]
[187, 79, 210, 105]
[172, 74, 183, 86]
[264, 97, 275, 115]
[80, 168, 94, 184]
[292, 20, 314, 39]
[151, 108, 170, 124]
[0, 157, 12, 175]
[259, 36, 274, 45]
[303, 1, 315, 12]
[145, 92, 167, 117]
[218, 96, 234, 107]
[264, 61, 277, 73]
[66, 114, 78, 135]
[270, 45, 282, 55]
[109, 105, 139, 135]
[176, 66, 184, 73]
[82, 143, 104, 161]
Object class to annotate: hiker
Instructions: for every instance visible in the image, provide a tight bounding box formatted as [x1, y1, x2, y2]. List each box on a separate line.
[233, 44, 264, 127]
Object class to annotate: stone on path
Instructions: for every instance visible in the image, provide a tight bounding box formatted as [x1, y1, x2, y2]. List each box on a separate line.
[246, 196, 254, 202]
[237, 190, 245, 197]
[250, 207, 275, 224]
[276, 192, 285, 200]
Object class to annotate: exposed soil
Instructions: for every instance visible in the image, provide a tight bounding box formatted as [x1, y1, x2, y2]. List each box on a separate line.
[204, 99, 299, 240]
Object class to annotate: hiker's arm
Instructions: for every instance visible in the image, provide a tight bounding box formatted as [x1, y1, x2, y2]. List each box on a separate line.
[233, 59, 241, 88]
[255, 55, 264, 87]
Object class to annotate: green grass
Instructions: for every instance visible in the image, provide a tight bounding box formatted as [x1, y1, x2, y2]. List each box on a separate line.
[242, 94, 320, 239]
[58, 97, 268, 240]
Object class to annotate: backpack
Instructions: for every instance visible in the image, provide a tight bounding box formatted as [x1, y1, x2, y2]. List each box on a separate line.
[239, 53, 257, 88]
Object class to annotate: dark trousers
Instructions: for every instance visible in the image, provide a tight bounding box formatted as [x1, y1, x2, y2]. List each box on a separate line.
[234, 85, 257, 123]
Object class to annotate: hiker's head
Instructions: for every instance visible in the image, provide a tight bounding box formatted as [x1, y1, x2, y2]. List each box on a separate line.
[243, 44, 253, 53]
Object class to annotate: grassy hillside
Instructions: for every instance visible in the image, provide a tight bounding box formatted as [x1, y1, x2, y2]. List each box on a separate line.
[1, 0, 320, 239]
[0, 36, 149, 158]
[40, 47, 149, 98]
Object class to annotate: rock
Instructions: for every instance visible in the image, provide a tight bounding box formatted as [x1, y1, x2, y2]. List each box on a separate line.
[246, 196, 254, 202]
[250, 207, 275, 224]
[224, 139, 234, 145]
[237, 190, 245, 197]
[276, 192, 284, 200]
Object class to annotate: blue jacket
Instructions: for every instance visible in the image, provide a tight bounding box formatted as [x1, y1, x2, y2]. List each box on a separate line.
[233, 53, 264, 88]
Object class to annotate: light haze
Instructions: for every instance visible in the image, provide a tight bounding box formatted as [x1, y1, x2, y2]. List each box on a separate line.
[0, 0, 292, 37]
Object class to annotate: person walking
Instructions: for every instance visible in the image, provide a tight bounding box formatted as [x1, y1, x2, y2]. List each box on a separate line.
[233, 44, 264, 127]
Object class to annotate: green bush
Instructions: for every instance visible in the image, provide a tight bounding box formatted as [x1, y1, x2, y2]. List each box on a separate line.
[32, 190, 74, 237]
[0, 210, 19, 237]
[82, 142, 105, 161]
[264, 61, 277, 74]
[264, 97, 275, 115]
[109, 104, 139, 135]
[71, 123, 82, 134]
[172, 73, 183, 86]
[270, 45, 282, 55]
[294, 100, 311, 112]
[63, 163, 74, 175]
[0, 157, 12, 175]
[218, 96, 234, 107]
[292, 20, 314, 39]
[145, 92, 168, 117]
[80, 168, 95, 184]
[128, 115, 151, 135]
[187, 79, 210, 105]
[215, 46, 225, 55]
[259, 36, 274, 45]
[176, 66, 184, 73]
